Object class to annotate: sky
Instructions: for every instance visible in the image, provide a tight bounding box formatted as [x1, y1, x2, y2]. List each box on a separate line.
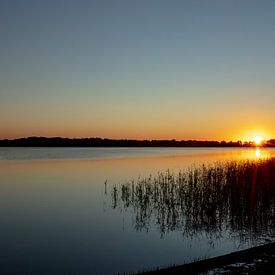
[1, 0, 275, 141]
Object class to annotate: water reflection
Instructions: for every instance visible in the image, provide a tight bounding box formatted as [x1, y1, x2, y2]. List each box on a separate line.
[240, 148, 271, 160]
[1, 148, 275, 274]
[108, 158, 275, 242]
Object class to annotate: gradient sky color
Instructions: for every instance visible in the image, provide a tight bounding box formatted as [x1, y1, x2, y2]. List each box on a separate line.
[1, 0, 275, 141]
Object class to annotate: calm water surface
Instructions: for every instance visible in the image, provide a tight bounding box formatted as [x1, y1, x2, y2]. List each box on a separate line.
[0, 147, 274, 274]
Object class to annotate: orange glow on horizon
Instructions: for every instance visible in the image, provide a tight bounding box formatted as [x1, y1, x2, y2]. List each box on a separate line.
[0, 124, 273, 143]
[238, 128, 272, 144]
[252, 136, 263, 145]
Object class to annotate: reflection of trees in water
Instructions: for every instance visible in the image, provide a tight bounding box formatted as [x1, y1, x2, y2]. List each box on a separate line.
[109, 159, 275, 240]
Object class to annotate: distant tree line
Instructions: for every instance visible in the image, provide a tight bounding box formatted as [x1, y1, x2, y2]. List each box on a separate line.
[0, 136, 274, 147]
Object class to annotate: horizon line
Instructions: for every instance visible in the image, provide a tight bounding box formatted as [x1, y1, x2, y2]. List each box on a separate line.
[1, 136, 275, 144]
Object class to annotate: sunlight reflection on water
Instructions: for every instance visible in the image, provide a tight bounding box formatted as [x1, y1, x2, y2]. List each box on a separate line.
[239, 148, 271, 160]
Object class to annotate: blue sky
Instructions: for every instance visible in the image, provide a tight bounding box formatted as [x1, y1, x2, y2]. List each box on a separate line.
[1, 0, 275, 140]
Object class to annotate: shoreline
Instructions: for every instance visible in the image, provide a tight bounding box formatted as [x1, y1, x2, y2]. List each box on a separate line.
[140, 242, 275, 274]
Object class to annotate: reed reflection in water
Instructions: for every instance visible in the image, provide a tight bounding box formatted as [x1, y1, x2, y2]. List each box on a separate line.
[108, 158, 275, 242]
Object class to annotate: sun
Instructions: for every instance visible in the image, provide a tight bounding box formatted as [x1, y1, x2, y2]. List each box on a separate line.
[252, 136, 263, 145]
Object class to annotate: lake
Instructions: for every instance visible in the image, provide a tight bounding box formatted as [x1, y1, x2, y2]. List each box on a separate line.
[0, 147, 274, 274]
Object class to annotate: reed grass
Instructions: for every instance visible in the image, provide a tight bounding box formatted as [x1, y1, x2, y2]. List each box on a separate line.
[108, 158, 275, 240]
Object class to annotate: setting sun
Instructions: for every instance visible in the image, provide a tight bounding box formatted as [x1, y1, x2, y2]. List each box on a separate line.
[252, 136, 263, 145]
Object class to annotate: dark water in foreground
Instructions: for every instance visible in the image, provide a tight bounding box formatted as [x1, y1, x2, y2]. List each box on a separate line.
[0, 147, 274, 274]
